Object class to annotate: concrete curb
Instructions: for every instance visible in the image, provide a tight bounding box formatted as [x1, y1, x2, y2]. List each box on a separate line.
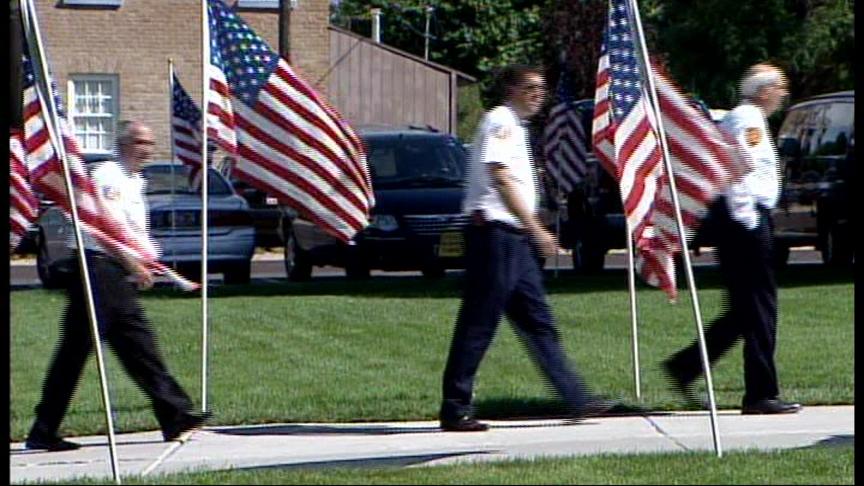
[9, 406, 854, 483]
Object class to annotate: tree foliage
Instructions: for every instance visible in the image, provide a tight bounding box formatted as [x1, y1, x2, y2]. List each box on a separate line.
[332, 0, 546, 105]
[636, 0, 854, 106]
[332, 0, 854, 113]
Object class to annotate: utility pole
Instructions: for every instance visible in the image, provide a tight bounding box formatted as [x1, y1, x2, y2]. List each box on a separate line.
[371, 8, 382, 43]
[424, 5, 433, 61]
[279, 0, 297, 63]
[11, 0, 24, 131]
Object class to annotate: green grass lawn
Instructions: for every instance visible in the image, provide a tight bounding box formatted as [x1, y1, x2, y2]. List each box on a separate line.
[9, 265, 853, 441]
[24, 445, 855, 485]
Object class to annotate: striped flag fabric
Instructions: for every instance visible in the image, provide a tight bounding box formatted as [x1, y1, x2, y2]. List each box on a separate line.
[542, 67, 589, 195]
[206, 0, 373, 243]
[10, 129, 39, 252]
[592, 0, 750, 300]
[171, 72, 208, 187]
[171, 73, 203, 168]
[20, 52, 199, 291]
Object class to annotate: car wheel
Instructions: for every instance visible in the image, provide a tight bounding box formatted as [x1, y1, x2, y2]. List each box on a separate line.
[345, 262, 370, 280]
[223, 261, 252, 285]
[571, 239, 605, 273]
[821, 223, 852, 267]
[284, 230, 312, 281]
[773, 245, 790, 270]
[421, 264, 446, 279]
[36, 234, 64, 289]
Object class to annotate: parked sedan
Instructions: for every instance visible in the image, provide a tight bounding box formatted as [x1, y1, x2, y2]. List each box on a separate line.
[35, 162, 256, 287]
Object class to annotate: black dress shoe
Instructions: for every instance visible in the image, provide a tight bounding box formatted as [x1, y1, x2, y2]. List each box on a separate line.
[440, 416, 489, 432]
[741, 399, 802, 415]
[25, 434, 81, 452]
[163, 411, 212, 442]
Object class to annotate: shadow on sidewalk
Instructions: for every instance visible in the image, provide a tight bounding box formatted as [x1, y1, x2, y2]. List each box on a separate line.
[799, 434, 854, 449]
[9, 438, 167, 455]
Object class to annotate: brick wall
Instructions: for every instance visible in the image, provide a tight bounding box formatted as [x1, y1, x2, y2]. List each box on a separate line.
[33, 0, 330, 160]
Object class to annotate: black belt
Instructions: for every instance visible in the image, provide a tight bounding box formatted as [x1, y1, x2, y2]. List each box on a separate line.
[475, 219, 525, 235]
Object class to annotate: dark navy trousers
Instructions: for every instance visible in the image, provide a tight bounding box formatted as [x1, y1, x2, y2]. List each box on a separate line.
[666, 200, 780, 405]
[32, 252, 196, 437]
[440, 223, 591, 421]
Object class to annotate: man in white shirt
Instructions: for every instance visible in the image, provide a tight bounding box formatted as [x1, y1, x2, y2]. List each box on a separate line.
[663, 64, 802, 415]
[439, 65, 614, 432]
[26, 121, 209, 451]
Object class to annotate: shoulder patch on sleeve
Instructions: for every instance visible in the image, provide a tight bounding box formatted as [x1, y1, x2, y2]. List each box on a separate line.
[102, 185, 121, 201]
[745, 127, 762, 147]
[490, 124, 512, 140]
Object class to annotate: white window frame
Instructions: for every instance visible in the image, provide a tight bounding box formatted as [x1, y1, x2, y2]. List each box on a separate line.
[237, 0, 280, 9]
[67, 74, 120, 155]
[62, 0, 123, 6]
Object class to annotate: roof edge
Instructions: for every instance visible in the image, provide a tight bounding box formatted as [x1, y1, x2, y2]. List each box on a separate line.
[328, 25, 477, 83]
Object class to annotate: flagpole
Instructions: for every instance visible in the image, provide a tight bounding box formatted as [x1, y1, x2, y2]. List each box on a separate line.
[624, 220, 642, 401]
[21, 0, 122, 481]
[627, 0, 722, 457]
[200, 0, 211, 414]
[168, 59, 178, 278]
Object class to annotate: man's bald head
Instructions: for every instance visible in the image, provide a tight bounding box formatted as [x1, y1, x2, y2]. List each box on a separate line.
[116, 120, 155, 171]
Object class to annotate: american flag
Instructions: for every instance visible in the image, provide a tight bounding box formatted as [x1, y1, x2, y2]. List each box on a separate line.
[206, 0, 373, 242]
[542, 67, 589, 195]
[171, 72, 203, 169]
[20, 51, 199, 290]
[171, 72, 208, 187]
[592, 0, 750, 300]
[10, 129, 39, 252]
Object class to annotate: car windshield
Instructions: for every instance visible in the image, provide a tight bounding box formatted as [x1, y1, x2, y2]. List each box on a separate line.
[143, 165, 232, 195]
[366, 135, 467, 188]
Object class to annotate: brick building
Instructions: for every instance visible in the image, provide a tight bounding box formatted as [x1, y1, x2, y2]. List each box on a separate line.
[32, 0, 329, 160]
[30, 0, 473, 161]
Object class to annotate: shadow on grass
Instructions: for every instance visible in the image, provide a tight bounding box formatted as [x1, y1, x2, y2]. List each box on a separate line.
[210, 423, 442, 436]
[25, 263, 849, 300]
[473, 397, 653, 420]
[232, 451, 497, 472]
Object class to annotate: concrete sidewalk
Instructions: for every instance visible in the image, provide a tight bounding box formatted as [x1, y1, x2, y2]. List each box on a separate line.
[9, 406, 854, 483]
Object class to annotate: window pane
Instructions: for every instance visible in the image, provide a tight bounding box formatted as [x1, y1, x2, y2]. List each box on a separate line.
[815, 103, 853, 156]
[75, 94, 86, 114]
[71, 75, 117, 153]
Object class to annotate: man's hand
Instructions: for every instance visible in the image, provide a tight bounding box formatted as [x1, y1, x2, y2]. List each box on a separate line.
[530, 226, 559, 258]
[127, 260, 154, 290]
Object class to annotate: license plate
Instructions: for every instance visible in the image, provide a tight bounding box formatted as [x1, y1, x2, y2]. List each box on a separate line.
[266, 196, 279, 206]
[438, 232, 464, 257]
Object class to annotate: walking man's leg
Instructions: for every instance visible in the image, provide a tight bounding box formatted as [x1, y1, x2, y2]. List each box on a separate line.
[440, 227, 514, 431]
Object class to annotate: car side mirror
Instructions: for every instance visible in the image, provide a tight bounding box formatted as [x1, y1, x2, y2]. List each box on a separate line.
[778, 137, 801, 159]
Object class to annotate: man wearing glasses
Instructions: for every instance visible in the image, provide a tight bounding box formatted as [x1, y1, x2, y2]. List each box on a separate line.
[439, 65, 615, 432]
[25, 121, 208, 451]
[663, 64, 802, 415]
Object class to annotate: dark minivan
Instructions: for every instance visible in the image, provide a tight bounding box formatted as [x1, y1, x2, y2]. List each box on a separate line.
[281, 126, 469, 280]
[774, 90, 854, 266]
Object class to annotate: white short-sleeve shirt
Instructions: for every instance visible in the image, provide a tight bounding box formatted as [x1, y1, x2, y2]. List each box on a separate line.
[720, 103, 781, 228]
[462, 104, 537, 228]
[68, 160, 156, 256]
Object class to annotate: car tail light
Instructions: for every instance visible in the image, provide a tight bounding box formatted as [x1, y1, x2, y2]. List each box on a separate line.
[150, 210, 251, 228]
